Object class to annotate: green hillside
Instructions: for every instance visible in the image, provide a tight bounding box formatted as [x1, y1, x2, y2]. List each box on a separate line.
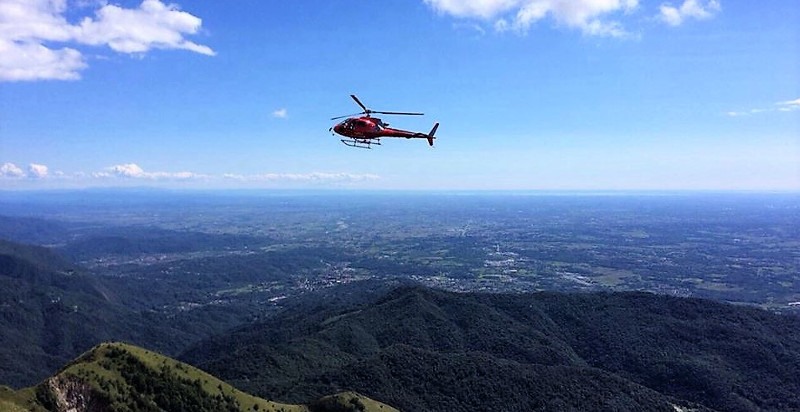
[0, 342, 398, 412]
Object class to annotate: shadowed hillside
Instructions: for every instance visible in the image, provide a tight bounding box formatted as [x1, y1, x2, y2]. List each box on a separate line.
[0, 240, 255, 388]
[0, 240, 125, 387]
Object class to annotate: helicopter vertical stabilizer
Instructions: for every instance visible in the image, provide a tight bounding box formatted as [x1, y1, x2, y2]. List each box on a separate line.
[427, 123, 439, 146]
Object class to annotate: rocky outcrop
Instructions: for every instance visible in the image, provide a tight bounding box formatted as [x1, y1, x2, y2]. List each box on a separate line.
[43, 375, 108, 412]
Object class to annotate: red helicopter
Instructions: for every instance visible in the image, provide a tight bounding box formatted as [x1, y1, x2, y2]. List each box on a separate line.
[330, 95, 439, 149]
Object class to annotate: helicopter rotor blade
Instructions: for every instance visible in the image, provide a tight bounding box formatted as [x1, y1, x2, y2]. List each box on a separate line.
[330, 112, 365, 120]
[350, 94, 369, 112]
[372, 111, 424, 116]
[335, 95, 423, 119]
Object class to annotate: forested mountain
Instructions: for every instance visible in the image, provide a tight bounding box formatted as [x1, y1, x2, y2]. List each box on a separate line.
[0, 235, 403, 389]
[0, 216, 72, 246]
[0, 240, 253, 388]
[0, 342, 398, 412]
[0, 240, 126, 387]
[0, 239, 75, 275]
[182, 287, 800, 412]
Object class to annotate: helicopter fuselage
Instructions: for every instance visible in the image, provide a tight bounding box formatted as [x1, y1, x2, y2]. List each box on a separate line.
[333, 116, 424, 140]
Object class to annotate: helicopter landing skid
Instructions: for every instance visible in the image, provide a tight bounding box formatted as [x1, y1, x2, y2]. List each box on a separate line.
[341, 138, 381, 149]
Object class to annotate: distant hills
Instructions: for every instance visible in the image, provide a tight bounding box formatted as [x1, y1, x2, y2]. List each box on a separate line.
[0, 342, 398, 412]
[182, 287, 800, 412]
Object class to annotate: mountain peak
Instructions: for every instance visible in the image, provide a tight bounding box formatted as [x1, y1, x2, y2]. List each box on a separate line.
[1, 342, 399, 412]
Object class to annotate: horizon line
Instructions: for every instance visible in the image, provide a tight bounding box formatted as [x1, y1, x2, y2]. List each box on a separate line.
[1, 187, 798, 195]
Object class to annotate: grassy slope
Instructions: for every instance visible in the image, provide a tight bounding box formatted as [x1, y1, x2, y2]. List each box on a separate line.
[0, 342, 398, 412]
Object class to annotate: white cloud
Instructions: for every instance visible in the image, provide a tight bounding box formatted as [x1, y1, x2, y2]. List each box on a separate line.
[75, 0, 215, 55]
[424, 0, 640, 37]
[0, 37, 86, 81]
[103, 163, 146, 177]
[0, 0, 213, 82]
[0, 0, 72, 42]
[28, 163, 49, 178]
[1, 162, 51, 178]
[659, 5, 682, 25]
[272, 108, 288, 118]
[1, 162, 25, 177]
[94, 163, 203, 180]
[659, 0, 720, 26]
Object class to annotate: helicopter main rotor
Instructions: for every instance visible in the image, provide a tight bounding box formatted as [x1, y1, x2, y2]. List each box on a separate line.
[330, 94, 424, 120]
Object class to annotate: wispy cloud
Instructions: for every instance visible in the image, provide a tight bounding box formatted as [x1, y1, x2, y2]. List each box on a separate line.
[1, 162, 380, 188]
[271, 108, 288, 118]
[452, 22, 486, 36]
[778, 98, 800, 111]
[0, 0, 213, 82]
[658, 0, 720, 26]
[424, 0, 640, 37]
[222, 172, 380, 183]
[726, 98, 800, 117]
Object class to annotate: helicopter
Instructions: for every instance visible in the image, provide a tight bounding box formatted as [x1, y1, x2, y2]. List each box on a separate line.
[330, 95, 439, 149]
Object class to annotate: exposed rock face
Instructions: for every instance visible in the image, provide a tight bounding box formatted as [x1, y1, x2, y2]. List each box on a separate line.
[44, 375, 108, 412]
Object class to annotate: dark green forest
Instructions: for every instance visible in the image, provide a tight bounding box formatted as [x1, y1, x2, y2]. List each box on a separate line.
[182, 287, 800, 412]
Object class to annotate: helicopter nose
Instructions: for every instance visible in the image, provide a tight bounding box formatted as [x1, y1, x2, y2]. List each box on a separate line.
[333, 124, 342, 134]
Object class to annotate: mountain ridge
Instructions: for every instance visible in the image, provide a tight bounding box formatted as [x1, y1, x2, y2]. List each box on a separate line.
[182, 286, 800, 412]
[0, 342, 399, 412]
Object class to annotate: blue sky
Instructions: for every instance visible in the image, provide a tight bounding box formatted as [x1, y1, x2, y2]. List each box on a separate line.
[1, 0, 798, 190]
